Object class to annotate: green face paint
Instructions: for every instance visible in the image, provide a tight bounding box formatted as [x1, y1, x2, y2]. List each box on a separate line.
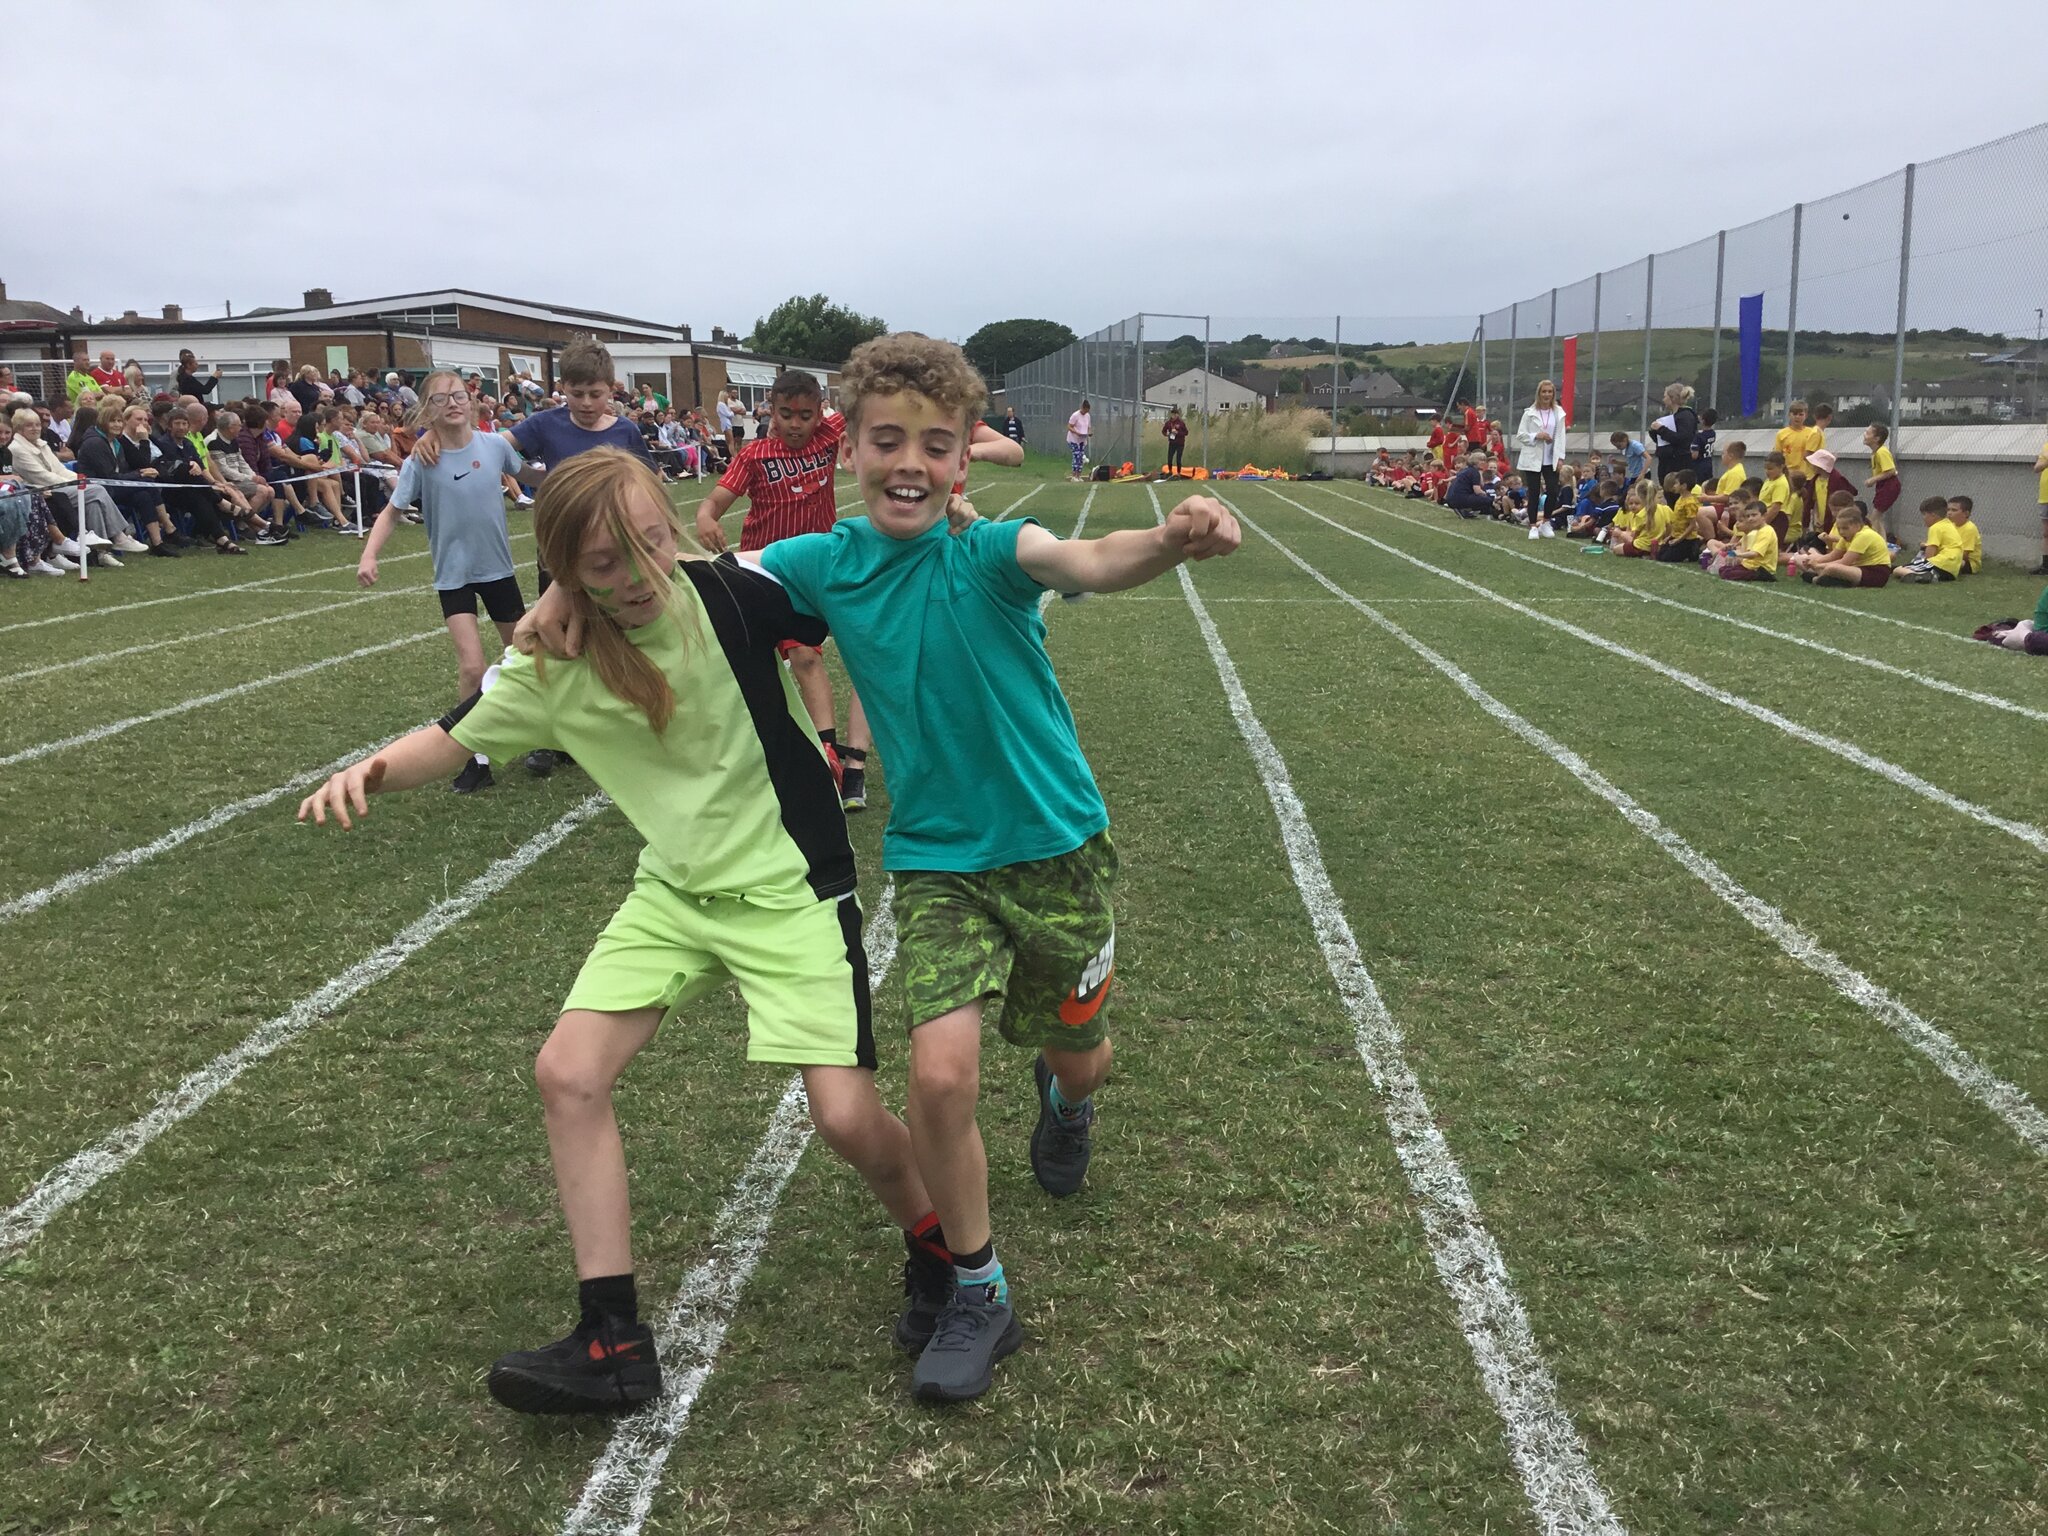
[583, 583, 621, 614]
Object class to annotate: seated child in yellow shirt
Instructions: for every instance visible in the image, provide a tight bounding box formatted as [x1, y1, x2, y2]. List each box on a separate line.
[1703, 497, 1778, 582]
[1895, 495, 1965, 583]
[1789, 498, 1893, 587]
[1947, 495, 1982, 575]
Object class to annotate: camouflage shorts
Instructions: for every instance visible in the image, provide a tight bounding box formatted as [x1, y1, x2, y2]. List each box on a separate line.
[895, 831, 1118, 1051]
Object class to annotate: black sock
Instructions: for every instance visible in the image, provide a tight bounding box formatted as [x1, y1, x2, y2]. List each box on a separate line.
[841, 746, 866, 767]
[818, 727, 837, 749]
[952, 1239, 994, 1273]
[578, 1273, 638, 1330]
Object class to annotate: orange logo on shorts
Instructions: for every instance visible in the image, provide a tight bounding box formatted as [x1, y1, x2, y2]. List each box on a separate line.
[1057, 931, 1115, 1027]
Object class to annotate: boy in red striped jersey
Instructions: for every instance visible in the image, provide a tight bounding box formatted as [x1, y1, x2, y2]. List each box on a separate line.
[694, 370, 874, 808]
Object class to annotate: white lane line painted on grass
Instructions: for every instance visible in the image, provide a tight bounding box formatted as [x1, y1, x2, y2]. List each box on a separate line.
[1262, 487, 2048, 858]
[993, 482, 1045, 521]
[565, 494, 1097, 1535]
[0, 795, 610, 1260]
[1315, 485, 2048, 727]
[0, 631, 442, 770]
[0, 533, 534, 637]
[1154, 486, 1624, 1534]
[1037, 486, 1098, 615]
[0, 724, 429, 925]
[1228, 497, 2048, 1157]
[557, 887, 897, 1536]
[1106, 594, 1649, 605]
[19, 560, 542, 684]
[1333, 484, 1982, 649]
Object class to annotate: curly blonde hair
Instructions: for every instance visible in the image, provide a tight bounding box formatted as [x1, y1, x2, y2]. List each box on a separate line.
[838, 332, 987, 431]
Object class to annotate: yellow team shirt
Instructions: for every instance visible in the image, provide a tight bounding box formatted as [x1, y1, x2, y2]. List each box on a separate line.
[1870, 444, 1896, 480]
[1829, 525, 1891, 568]
[2037, 441, 2048, 502]
[1775, 426, 1810, 479]
[1950, 516, 1981, 574]
[1715, 464, 1746, 496]
[1921, 517, 1964, 577]
[1738, 523, 1780, 572]
[1674, 492, 1702, 525]
[1759, 473, 1790, 516]
[1610, 505, 1645, 539]
[1635, 503, 1674, 548]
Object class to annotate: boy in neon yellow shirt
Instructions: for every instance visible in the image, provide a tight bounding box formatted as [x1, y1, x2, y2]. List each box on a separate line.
[1946, 495, 1981, 575]
[1895, 495, 1963, 583]
[1790, 500, 1892, 587]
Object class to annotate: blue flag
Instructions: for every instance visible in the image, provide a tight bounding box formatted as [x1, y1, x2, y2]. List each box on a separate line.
[1739, 293, 1763, 417]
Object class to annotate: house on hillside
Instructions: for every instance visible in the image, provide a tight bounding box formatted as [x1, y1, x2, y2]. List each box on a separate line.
[1144, 367, 1262, 413]
[0, 283, 836, 409]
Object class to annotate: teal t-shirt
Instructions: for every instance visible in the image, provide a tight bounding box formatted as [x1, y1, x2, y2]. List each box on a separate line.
[757, 516, 1108, 874]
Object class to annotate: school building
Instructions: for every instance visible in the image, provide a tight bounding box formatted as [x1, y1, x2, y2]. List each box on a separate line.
[0, 281, 834, 408]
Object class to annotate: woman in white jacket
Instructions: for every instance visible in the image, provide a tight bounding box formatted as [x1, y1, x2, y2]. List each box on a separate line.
[1515, 380, 1567, 535]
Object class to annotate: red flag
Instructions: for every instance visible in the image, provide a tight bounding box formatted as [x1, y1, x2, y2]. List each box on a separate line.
[1560, 335, 1578, 426]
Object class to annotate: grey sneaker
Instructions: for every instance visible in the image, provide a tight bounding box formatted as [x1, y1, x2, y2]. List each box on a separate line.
[911, 1282, 1022, 1402]
[1030, 1055, 1093, 1198]
[894, 1235, 954, 1354]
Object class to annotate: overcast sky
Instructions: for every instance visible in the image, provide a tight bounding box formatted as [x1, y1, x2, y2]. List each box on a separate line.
[11, 2, 2045, 346]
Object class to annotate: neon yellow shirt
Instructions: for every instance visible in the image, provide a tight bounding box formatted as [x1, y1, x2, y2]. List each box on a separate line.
[1715, 465, 1746, 496]
[1738, 523, 1779, 572]
[1870, 444, 1895, 479]
[1759, 474, 1790, 514]
[1921, 517, 1964, 577]
[1950, 516, 1981, 574]
[1830, 525, 1891, 568]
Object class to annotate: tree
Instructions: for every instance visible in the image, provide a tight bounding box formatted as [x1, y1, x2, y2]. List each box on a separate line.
[748, 294, 887, 367]
[961, 319, 1078, 379]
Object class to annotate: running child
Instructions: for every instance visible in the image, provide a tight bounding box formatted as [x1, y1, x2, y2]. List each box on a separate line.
[519, 333, 1242, 1405]
[691, 369, 874, 812]
[302, 448, 940, 1417]
[359, 371, 527, 794]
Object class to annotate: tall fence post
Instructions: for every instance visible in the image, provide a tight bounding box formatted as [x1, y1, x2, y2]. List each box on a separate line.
[1507, 305, 1519, 417]
[1200, 315, 1211, 476]
[1133, 314, 1145, 475]
[1890, 164, 1915, 461]
[1639, 252, 1656, 434]
[1546, 287, 1558, 381]
[1708, 229, 1726, 413]
[1786, 201, 1804, 406]
[1482, 313, 1499, 415]
[1589, 273, 1602, 448]
[1331, 314, 1342, 460]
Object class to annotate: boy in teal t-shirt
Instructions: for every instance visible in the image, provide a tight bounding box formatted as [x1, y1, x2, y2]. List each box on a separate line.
[752, 334, 1239, 1401]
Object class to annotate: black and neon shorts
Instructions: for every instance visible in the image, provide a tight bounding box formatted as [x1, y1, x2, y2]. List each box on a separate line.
[895, 831, 1117, 1050]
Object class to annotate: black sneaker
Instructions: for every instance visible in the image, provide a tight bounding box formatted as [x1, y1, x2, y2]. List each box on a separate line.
[895, 1234, 955, 1354]
[911, 1282, 1022, 1403]
[487, 1316, 661, 1415]
[450, 759, 493, 794]
[1030, 1055, 1094, 1198]
[524, 749, 558, 778]
[840, 764, 867, 813]
[149, 542, 180, 557]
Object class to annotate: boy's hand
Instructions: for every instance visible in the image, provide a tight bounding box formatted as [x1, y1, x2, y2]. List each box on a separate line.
[413, 434, 441, 467]
[357, 554, 378, 587]
[1161, 495, 1240, 560]
[514, 579, 585, 659]
[694, 506, 729, 554]
[945, 493, 980, 533]
[298, 757, 387, 830]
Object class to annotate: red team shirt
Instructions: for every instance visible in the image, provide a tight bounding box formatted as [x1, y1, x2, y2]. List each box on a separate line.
[721, 410, 848, 550]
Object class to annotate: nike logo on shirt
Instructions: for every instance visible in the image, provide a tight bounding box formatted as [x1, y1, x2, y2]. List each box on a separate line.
[452, 470, 473, 481]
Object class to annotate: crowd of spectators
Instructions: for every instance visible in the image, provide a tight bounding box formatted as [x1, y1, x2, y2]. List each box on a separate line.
[1366, 382, 2005, 596]
[0, 343, 771, 580]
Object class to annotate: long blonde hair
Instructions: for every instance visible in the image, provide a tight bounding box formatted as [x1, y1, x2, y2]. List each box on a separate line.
[409, 369, 467, 433]
[531, 448, 698, 734]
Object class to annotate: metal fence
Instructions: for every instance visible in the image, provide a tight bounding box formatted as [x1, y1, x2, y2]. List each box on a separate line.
[1474, 121, 2048, 445]
[1005, 122, 2047, 481]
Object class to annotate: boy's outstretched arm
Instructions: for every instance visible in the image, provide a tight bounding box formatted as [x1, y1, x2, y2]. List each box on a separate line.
[297, 727, 471, 829]
[1015, 494, 1240, 594]
[968, 421, 1024, 466]
[695, 484, 740, 553]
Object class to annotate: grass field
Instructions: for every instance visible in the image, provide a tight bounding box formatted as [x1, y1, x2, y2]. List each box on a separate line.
[4, 461, 2045, 1534]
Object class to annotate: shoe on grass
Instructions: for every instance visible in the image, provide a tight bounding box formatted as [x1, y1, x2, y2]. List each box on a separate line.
[895, 1232, 955, 1354]
[450, 759, 493, 794]
[911, 1283, 1022, 1403]
[840, 764, 867, 813]
[1030, 1055, 1094, 1198]
[524, 749, 558, 779]
[487, 1316, 661, 1415]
